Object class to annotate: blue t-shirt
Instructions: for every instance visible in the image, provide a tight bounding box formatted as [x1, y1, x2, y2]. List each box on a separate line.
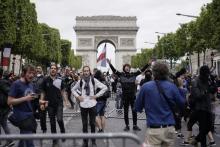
[8, 79, 34, 122]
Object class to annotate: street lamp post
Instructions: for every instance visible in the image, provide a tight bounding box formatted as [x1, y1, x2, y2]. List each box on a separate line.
[186, 55, 190, 73]
[155, 32, 166, 61]
[12, 56, 16, 73]
[176, 13, 199, 18]
[211, 51, 214, 67]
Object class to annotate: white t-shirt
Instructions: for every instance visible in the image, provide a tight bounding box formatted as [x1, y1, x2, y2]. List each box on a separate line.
[136, 74, 145, 91]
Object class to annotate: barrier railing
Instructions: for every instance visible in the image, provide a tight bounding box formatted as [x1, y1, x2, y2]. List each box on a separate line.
[0, 133, 141, 147]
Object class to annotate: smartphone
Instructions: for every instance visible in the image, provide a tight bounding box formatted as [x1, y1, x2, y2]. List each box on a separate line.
[31, 93, 38, 99]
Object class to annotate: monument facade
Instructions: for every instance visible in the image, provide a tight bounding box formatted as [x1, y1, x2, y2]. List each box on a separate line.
[74, 16, 139, 70]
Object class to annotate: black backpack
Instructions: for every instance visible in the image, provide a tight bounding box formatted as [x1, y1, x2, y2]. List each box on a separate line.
[0, 79, 10, 107]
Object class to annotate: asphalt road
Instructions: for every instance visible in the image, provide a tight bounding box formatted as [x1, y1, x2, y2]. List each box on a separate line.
[1, 99, 220, 147]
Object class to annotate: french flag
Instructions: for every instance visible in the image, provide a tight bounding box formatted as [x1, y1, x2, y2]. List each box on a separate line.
[97, 44, 107, 67]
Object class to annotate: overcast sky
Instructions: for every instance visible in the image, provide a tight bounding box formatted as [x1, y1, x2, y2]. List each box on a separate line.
[33, 0, 212, 67]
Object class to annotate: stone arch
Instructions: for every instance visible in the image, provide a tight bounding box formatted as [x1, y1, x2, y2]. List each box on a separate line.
[96, 38, 117, 49]
[74, 15, 139, 70]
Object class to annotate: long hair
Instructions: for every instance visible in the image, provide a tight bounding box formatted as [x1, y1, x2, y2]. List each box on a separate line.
[82, 65, 92, 75]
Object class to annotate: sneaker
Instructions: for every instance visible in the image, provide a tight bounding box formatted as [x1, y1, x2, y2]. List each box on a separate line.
[180, 141, 190, 146]
[4, 141, 15, 147]
[123, 126, 130, 131]
[98, 129, 103, 133]
[177, 133, 184, 139]
[209, 141, 216, 146]
[133, 125, 141, 131]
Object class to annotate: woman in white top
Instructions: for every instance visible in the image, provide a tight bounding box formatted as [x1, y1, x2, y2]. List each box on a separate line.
[71, 66, 107, 147]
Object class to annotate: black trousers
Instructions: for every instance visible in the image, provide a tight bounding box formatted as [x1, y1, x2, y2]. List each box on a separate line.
[195, 110, 212, 147]
[39, 109, 47, 132]
[123, 94, 137, 126]
[67, 90, 74, 107]
[80, 106, 96, 143]
[31, 98, 47, 131]
[47, 105, 65, 134]
[187, 110, 197, 131]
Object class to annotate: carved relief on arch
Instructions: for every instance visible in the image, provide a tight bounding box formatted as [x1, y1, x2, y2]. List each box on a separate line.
[120, 38, 135, 47]
[81, 54, 89, 66]
[95, 36, 118, 49]
[122, 54, 131, 64]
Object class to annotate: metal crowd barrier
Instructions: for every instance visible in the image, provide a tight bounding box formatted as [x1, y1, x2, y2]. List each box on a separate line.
[0, 133, 141, 147]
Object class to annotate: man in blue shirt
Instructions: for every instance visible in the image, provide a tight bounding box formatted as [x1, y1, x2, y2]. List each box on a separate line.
[135, 62, 185, 147]
[8, 65, 38, 147]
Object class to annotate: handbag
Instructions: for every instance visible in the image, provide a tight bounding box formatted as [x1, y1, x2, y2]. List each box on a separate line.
[8, 113, 37, 132]
[155, 80, 178, 119]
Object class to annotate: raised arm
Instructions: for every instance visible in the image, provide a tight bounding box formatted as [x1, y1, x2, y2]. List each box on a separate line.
[133, 63, 150, 76]
[107, 59, 122, 76]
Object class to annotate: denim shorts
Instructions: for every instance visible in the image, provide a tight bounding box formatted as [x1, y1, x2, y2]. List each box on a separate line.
[96, 101, 106, 116]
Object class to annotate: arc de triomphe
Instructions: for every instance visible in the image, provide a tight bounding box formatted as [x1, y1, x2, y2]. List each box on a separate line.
[73, 16, 139, 70]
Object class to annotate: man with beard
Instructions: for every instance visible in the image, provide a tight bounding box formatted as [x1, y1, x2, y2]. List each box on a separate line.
[190, 65, 215, 147]
[8, 65, 37, 147]
[39, 64, 65, 147]
[72, 66, 107, 147]
[107, 59, 150, 131]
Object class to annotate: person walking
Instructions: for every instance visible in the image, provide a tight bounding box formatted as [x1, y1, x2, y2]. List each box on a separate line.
[0, 67, 15, 147]
[107, 59, 149, 131]
[32, 66, 47, 133]
[71, 66, 107, 147]
[8, 65, 38, 147]
[94, 70, 110, 133]
[39, 64, 66, 147]
[135, 62, 185, 147]
[190, 66, 215, 147]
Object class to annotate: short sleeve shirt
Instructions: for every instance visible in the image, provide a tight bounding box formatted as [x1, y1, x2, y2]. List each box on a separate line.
[40, 76, 64, 107]
[8, 80, 34, 122]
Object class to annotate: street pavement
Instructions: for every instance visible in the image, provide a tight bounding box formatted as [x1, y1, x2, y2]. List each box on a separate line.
[1, 98, 220, 147]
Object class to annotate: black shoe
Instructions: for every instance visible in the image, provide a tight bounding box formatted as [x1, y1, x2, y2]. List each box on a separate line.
[133, 125, 141, 131]
[177, 133, 184, 139]
[123, 126, 130, 131]
[209, 141, 216, 146]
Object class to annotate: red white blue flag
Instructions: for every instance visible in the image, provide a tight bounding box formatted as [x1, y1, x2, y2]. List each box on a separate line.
[97, 44, 106, 67]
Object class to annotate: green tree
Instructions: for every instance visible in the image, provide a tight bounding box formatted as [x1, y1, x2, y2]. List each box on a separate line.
[61, 39, 71, 67]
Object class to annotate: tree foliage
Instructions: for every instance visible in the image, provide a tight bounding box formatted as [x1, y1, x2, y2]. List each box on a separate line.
[131, 0, 220, 69]
[0, 0, 82, 69]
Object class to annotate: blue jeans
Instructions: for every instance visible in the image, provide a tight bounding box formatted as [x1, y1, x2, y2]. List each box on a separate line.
[96, 101, 106, 116]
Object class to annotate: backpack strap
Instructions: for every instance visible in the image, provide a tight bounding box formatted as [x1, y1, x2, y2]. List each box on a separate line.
[79, 78, 96, 95]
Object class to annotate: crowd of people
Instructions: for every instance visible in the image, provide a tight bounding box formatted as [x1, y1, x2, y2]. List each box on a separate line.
[0, 60, 219, 147]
